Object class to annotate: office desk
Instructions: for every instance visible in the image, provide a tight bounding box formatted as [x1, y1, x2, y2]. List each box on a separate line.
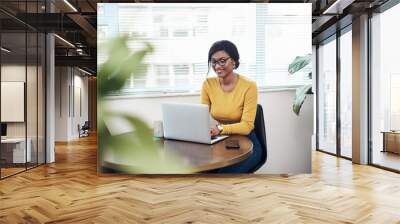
[382, 131, 400, 154]
[103, 135, 253, 173]
[1, 138, 32, 164]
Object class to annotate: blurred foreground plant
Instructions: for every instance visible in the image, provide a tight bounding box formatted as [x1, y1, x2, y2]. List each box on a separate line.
[98, 36, 190, 174]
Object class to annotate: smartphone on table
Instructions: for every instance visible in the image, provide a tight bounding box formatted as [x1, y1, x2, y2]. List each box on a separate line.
[225, 139, 240, 150]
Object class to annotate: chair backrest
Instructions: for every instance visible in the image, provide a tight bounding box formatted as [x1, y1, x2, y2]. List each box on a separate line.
[250, 104, 267, 173]
[82, 121, 90, 130]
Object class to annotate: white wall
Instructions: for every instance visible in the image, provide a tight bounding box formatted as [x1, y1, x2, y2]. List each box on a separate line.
[74, 73, 89, 135]
[104, 89, 313, 174]
[1, 65, 39, 135]
[312, 45, 317, 151]
[55, 67, 69, 141]
[55, 67, 89, 141]
[1, 65, 26, 137]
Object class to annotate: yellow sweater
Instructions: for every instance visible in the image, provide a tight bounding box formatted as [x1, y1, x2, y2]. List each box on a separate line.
[201, 75, 258, 135]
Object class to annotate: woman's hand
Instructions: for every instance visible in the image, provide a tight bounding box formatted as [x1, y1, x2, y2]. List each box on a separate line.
[210, 127, 221, 137]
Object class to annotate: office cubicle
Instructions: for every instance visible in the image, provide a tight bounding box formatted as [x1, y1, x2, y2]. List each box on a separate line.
[0, 1, 46, 179]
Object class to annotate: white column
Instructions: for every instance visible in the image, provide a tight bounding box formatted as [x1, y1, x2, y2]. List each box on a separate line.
[46, 33, 55, 163]
[352, 14, 369, 164]
[45, 0, 56, 163]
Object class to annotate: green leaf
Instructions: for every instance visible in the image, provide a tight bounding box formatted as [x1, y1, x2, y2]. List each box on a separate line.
[288, 54, 311, 75]
[102, 112, 190, 174]
[97, 37, 188, 174]
[293, 84, 312, 116]
[98, 37, 153, 96]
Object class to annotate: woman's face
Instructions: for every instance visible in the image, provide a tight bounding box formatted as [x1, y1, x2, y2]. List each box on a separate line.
[211, 50, 235, 78]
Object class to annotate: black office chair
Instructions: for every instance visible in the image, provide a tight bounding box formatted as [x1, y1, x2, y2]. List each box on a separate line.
[249, 104, 267, 173]
[79, 121, 90, 138]
[201, 104, 267, 174]
[82, 121, 90, 132]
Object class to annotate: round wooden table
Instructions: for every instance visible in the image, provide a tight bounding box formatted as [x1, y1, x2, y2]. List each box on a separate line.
[102, 135, 253, 173]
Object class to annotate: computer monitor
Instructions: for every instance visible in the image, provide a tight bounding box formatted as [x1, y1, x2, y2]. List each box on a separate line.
[1, 123, 7, 137]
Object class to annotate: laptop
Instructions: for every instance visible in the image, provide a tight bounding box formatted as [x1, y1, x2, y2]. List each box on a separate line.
[162, 103, 229, 144]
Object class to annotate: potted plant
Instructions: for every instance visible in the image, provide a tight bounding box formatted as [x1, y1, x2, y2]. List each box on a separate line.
[288, 53, 313, 115]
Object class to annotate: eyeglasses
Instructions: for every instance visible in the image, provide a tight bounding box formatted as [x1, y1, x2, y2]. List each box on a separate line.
[211, 57, 231, 67]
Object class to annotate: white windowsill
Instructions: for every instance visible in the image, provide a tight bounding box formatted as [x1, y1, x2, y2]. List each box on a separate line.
[104, 86, 302, 100]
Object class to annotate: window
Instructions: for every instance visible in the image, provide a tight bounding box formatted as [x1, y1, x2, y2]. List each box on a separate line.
[390, 74, 400, 130]
[371, 2, 400, 171]
[159, 27, 169, 37]
[155, 65, 170, 87]
[98, 25, 108, 39]
[118, 5, 151, 38]
[153, 15, 163, 23]
[194, 15, 208, 37]
[173, 64, 189, 76]
[173, 29, 189, 37]
[173, 64, 190, 86]
[193, 63, 207, 76]
[155, 65, 169, 77]
[339, 28, 352, 158]
[98, 4, 104, 14]
[318, 36, 337, 155]
[98, 3, 311, 95]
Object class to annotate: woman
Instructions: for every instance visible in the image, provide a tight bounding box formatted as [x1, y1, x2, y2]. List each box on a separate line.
[201, 40, 263, 173]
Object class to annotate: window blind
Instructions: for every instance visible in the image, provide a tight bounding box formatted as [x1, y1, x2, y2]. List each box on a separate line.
[98, 3, 312, 95]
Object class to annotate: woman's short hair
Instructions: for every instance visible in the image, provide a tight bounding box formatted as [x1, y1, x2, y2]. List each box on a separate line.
[208, 40, 240, 70]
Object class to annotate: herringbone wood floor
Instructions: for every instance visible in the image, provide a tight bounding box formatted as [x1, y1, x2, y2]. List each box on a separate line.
[1, 134, 400, 224]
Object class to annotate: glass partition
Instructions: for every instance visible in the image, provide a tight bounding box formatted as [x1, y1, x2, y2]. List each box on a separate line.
[0, 1, 46, 179]
[1, 30, 28, 177]
[26, 0, 44, 169]
[27, 30, 38, 169]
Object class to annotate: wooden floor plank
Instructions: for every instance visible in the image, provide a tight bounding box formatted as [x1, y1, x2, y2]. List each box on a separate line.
[0, 134, 400, 223]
